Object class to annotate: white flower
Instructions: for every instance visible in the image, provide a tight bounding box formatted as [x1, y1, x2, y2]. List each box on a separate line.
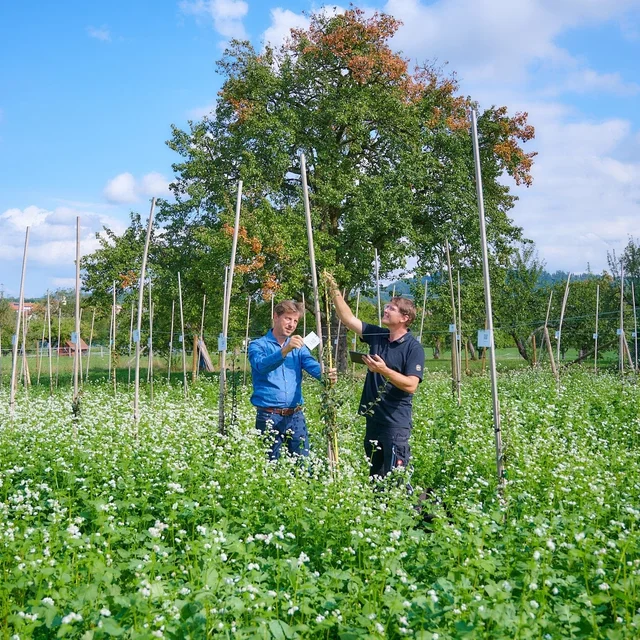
[100, 608, 111, 617]
[599, 583, 610, 591]
[575, 532, 585, 542]
[533, 550, 541, 561]
[62, 612, 83, 624]
[41, 597, 54, 606]
[546, 539, 556, 551]
[529, 600, 539, 609]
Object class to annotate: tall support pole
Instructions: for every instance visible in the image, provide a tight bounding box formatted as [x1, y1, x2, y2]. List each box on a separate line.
[471, 109, 503, 483]
[112, 282, 117, 395]
[37, 311, 46, 384]
[333, 289, 346, 365]
[419, 277, 428, 344]
[127, 302, 134, 385]
[620, 263, 625, 374]
[200, 294, 206, 342]
[543, 291, 558, 381]
[457, 271, 464, 381]
[556, 273, 571, 390]
[147, 280, 153, 383]
[47, 292, 53, 394]
[301, 292, 306, 335]
[219, 179, 242, 433]
[594, 284, 600, 374]
[177, 274, 188, 398]
[352, 290, 360, 375]
[10, 227, 30, 418]
[632, 282, 638, 372]
[445, 240, 460, 404]
[242, 296, 251, 386]
[108, 299, 114, 383]
[55, 307, 61, 388]
[73, 217, 81, 410]
[195, 294, 206, 381]
[85, 308, 96, 383]
[134, 198, 156, 424]
[374, 248, 382, 326]
[300, 154, 324, 370]
[167, 300, 175, 383]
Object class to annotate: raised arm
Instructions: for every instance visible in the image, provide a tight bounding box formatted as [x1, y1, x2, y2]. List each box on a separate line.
[323, 272, 363, 336]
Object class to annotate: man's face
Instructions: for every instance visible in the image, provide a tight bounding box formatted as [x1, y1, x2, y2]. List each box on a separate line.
[382, 303, 409, 327]
[273, 312, 300, 337]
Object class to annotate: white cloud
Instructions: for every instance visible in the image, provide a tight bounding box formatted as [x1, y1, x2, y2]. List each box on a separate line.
[561, 69, 640, 96]
[0, 205, 128, 268]
[87, 25, 111, 42]
[103, 172, 170, 204]
[179, 0, 248, 40]
[51, 277, 77, 288]
[262, 8, 310, 49]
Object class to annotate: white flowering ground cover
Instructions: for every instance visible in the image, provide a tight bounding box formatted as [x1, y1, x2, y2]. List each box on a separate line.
[1, 370, 640, 639]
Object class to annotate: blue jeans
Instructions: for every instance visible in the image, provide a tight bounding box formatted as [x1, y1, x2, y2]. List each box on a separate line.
[255, 409, 309, 460]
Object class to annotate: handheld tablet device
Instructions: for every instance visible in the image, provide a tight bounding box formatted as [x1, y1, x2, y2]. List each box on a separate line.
[349, 351, 369, 364]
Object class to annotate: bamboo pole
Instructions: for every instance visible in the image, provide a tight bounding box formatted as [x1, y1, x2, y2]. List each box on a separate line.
[242, 296, 251, 386]
[457, 271, 464, 380]
[619, 263, 625, 374]
[37, 313, 46, 384]
[333, 289, 346, 365]
[301, 292, 306, 335]
[112, 282, 117, 395]
[374, 248, 382, 326]
[167, 300, 175, 383]
[10, 227, 30, 417]
[85, 308, 96, 383]
[134, 198, 156, 424]
[149, 299, 154, 402]
[445, 240, 460, 404]
[543, 291, 558, 381]
[177, 273, 188, 398]
[55, 307, 61, 388]
[418, 277, 428, 344]
[471, 109, 503, 483]
[73, 217, 81, 411]
[127, 301, 134, 385]
[594, 284, 600, 374]
[352, 290, 360, 376]
[108, 299, 113, 383]
[192, 334, 198, 382]
[300, 154, 324, 370]
[532, 334, 537, 367]
[633, 282, 638, 372]
[200, 294, 206, 343]
[556, 273, 571, 381]
[21, 313, 31, 392]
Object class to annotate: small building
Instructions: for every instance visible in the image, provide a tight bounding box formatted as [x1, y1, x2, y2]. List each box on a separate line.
[60, 338, 89, 356]
[9, 302, 35, 317]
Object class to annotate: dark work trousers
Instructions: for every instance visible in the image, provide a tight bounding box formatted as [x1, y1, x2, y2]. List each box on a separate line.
[255, 409, 309, 460]
[364, 421, 411, 478]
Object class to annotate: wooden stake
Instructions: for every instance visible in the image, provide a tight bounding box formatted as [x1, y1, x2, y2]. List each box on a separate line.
[73, 217, 81, 409]
[300, 154, 324, 370]
[594, 284, 600, 374]
[134, 198, 156, 424]
[242, 296, 251, 386]
[37, 312, 46, 384]
[301, 291, 306, 336]
[543, 291, 558, 381]
[632, 282, 638, 372]
[177, 272, 188, 398]
[352, 290, 360, 376]
[556, 273, 571, 384]
[127, 301, 134, 385]
[445, 240, 460, 404]
[47, 292, 52, 394]
[112, 282, 117, 395]
[374, 248, 382, 326]
[167, 300, 175, 383]
[10, 227, 29, 417]
[619, 263, 625, 374]
[85, 308, 96, 383]
[192, 334, 198, 382]
[333, 289, 346, 365]
[471, 109, 503, 483]
[149, 299, 154, 402]
[55, 307, 61, 388]
[457, 271, 464, 380]
[418, 277, 428, 344]
[532, 333, 537, 367]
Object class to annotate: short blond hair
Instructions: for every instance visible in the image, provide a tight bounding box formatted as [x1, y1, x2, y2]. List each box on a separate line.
[391, 296, 417, 326]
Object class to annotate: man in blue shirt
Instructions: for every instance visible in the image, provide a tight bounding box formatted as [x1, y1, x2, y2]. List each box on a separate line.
[324, 273, 425, 478]
[249, 299, 335, 460]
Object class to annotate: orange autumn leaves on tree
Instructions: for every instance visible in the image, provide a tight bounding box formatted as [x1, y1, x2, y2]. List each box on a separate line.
[491, 108, 536, 187]
[222, 222, 281, 299]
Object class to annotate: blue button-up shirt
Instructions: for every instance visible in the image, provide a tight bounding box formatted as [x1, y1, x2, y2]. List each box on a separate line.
[248, 329, 321, 408]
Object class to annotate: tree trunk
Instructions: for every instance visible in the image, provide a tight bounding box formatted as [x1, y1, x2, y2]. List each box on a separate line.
[467, 338, 477, 361]
[512, 333, 529, 361]
[433, 337, 441, 360]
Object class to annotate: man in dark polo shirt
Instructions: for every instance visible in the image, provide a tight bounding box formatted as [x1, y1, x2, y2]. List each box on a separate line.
[323, 273, 425, 478]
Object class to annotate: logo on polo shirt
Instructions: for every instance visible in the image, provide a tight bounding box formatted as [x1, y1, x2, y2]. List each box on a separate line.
[416, 364, 422, 371]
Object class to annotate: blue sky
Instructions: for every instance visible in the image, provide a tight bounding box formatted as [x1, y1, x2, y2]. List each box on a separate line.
[1, 0, 639, 296]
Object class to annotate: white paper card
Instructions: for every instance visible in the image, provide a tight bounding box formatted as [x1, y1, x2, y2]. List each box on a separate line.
[449, 323, 456, 333]
[304, 331, 320, 351]
[133, 329, 140, 343]
[555, 330, 560, 339]
[477, 329, 491, 348]
[71, 332, 78, 344]
[633, 332, 637, 338]
[616, 328, 622, 336]
[593, 333, 598, 339]
[218, 333, 227, 351]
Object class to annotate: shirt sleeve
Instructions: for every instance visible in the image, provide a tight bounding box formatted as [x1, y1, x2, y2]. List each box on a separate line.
[404, 340, 425, 382]
[300, 346, 322, 380]
[248, 340, 285, 374]
[360, 322, 380, 347]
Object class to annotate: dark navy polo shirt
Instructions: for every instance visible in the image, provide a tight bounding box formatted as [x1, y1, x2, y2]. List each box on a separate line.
[358, 323, 425, 429]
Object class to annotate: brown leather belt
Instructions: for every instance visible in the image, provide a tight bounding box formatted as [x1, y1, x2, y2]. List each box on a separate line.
[259, 406, 302, 416]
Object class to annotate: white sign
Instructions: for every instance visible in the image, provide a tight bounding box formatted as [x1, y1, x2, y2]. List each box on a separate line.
[448, 323, 456, 333]
[178, 334, 183, 343]
[218, 333, 227, 352]
[477, 329, 492, 348]
[12, 334, 17, 345]
[616, 328, 622, 336]
[133, 329, 140, 343]
[71, 332, 78, 344]
[593, 333, 598, 340]
[633, 332, 637, 338]
[304, 331, 320, 351]
[555, 330, 560, 339]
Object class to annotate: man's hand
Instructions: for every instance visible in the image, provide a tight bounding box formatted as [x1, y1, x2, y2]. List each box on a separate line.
[326, 367, 338, 386]
[362, 354, 389, 376]
[281, 334, 304, 357]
